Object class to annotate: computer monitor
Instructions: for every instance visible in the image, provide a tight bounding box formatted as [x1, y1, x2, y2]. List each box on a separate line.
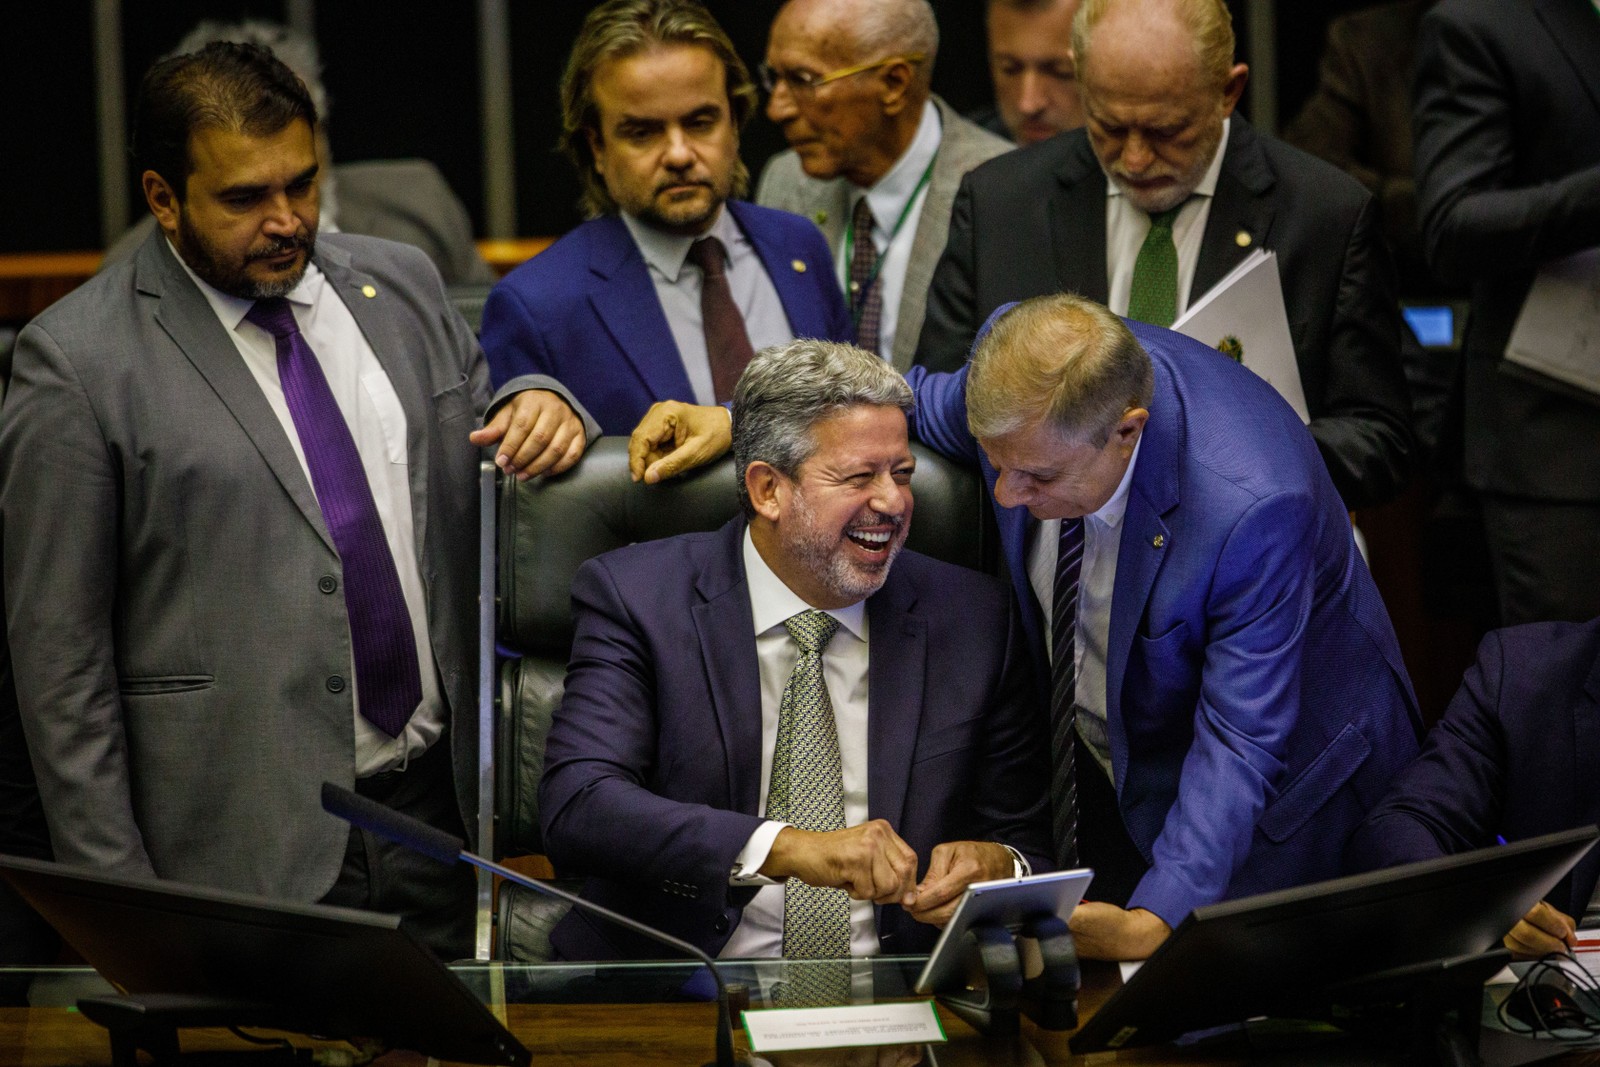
[0, 855, 529, 1066]
[1071, 826, 1600, 1054]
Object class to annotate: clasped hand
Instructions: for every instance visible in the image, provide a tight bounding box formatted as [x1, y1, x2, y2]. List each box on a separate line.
[759, 821, 1015, 927]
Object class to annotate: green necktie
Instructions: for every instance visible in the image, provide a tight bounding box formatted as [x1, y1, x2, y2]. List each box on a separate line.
[1126, 204, 1185, 328]
[766, 610, 852, 1002]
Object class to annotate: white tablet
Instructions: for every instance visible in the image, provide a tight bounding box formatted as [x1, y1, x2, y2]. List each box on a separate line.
[913, 868, 1094, 995]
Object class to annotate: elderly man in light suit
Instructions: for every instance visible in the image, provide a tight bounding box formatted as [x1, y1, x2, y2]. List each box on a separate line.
[756, 0, 1010, 370]
[0, 42, 595, 958]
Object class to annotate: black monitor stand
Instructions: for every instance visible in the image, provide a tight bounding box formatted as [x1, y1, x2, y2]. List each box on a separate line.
[936, 915, 1081, 1037]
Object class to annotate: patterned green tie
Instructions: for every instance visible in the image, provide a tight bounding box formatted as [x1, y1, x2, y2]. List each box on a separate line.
[766, 610, 851, 1002]
[1126, 204, 1185, 327]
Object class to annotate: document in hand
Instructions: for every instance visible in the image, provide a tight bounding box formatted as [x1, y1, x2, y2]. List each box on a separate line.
[1505, 248, 1600, 399]
[1172, 249, 1310, 423]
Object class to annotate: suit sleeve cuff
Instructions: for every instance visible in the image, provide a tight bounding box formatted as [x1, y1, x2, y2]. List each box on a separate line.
[729, 820, 790, 886]
[1126, 865, 1204, 931]
[487, 374, 602, 444]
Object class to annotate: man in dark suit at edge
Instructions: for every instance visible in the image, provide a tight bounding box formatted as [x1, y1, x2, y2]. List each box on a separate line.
[1412, 0, 1600, 624]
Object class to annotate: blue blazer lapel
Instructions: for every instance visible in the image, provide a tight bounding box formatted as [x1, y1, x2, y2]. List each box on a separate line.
[586, 217, 697, 404]
[865, 572, 927, 832]
[138, 236, 335, 553]
[1106, 357, 1179, 780]
[317, 242, 432, 555]
[1193, 118, 1276, 302]
[691, 520, 766, 815]
[729, 200, 828, 339]
[1049, 136, 1111, 303]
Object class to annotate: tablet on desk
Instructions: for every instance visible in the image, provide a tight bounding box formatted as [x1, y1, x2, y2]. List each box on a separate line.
[913, 868, 1093, 995]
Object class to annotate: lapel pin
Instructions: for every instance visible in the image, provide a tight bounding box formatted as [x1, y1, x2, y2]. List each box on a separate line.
[1152, 534, 1166, 548]
[814, 210, 829, 226]
[1234, 230, 1252, 248]
[792, 259, 807, 273]
[361, 284, 377, 298]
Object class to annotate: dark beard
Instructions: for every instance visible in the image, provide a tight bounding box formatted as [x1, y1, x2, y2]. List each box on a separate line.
[176, 218, 316, 300]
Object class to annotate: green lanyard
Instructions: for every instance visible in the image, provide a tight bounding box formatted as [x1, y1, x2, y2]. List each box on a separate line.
[843, 153, 938, 326]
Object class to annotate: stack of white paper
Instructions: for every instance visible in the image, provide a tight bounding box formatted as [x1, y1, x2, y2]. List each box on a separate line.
[1172, 248, 1310, 424]
[1505, 248, 1600, 397]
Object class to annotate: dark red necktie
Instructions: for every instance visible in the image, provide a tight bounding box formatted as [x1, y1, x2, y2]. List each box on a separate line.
[687, 237, 757, 403]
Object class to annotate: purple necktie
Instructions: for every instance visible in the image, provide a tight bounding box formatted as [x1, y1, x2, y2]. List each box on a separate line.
[246, 297, 422, 738]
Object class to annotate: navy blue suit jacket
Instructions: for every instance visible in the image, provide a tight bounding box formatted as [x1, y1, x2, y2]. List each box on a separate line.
[538, 519, 1052, 960]
[905, 319, 1421, 927]
[481, 201, 851, 435]
[1348, 618, 1600, 919]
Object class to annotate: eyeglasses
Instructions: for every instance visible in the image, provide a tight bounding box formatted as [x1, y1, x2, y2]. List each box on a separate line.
[758, 53, 927, 98]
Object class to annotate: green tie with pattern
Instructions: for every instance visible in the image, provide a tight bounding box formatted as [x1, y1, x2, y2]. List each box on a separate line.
[1126, 204, 1185, 327]
[767, 609, 851, 1003]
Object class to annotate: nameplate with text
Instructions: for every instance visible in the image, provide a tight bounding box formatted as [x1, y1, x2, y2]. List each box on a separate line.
[742, 1000, 946, 1052]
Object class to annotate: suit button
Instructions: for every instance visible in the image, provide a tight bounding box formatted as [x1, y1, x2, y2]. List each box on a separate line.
[327, 675, 346, 693]
[713, 915, 729, 934]
[318, 575, 338, 594]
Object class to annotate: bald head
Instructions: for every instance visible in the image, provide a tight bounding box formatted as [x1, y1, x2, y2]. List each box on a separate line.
[764, 0, 940, 186]
[776, 0, 938, 89]
[1071, 0, 1246, 214]
[1075, 0, 1237, 87]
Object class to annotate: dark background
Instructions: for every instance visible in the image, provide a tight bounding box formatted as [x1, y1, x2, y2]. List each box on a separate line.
[2, 1, 1385, 252]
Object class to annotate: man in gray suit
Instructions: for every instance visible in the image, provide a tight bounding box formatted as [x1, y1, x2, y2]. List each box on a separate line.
[100, 19, 496, 287]
[0, 42, 594, 958]
[755, 0, 1011, 370]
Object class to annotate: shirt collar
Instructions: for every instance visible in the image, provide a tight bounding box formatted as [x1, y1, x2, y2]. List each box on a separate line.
[1087, 433, 1143, 530]
[1105, 116, 1229, 205]
[743, 526, 868, 642]
[621, 202, 741, 284]
[856, 99, 942, 229]
[164, 236, 323, 331]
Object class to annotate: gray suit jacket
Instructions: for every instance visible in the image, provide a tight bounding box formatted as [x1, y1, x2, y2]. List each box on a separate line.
[755, 95, 1011, 370]
[0, 230, 590, 902]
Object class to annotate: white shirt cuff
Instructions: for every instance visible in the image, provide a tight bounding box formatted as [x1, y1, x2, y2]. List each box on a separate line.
[1001, 844, 1030, 879]
[730, 820, 791, 885]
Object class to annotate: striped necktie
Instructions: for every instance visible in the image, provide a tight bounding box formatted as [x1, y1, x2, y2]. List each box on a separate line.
[1049, 518, 1086, 869]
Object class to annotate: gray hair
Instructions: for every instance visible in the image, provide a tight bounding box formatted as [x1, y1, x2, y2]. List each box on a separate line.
[172, 20, 328, 118]
[856, 0, 939, 64]
[968, 293, 1153, 446]
[733, 340, 914, 517]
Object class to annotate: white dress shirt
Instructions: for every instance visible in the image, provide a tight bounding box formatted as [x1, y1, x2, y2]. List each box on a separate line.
[1105, 119, 1231, 320]
[622, 206, 792, 403]
[838, 100, 942, 361]
[1025, 437, 1144, 777]
[172, 240, 444, 776]
[719, 529, 878, 959]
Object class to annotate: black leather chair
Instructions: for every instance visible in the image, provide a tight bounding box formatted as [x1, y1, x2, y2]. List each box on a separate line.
[487, 437, 994, 959]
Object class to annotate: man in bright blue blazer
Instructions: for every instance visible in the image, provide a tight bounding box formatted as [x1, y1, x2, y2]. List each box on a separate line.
[908, 295, 1421, 958]
[628, 292, 1422, 960]
[480, 0, 850, 436]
